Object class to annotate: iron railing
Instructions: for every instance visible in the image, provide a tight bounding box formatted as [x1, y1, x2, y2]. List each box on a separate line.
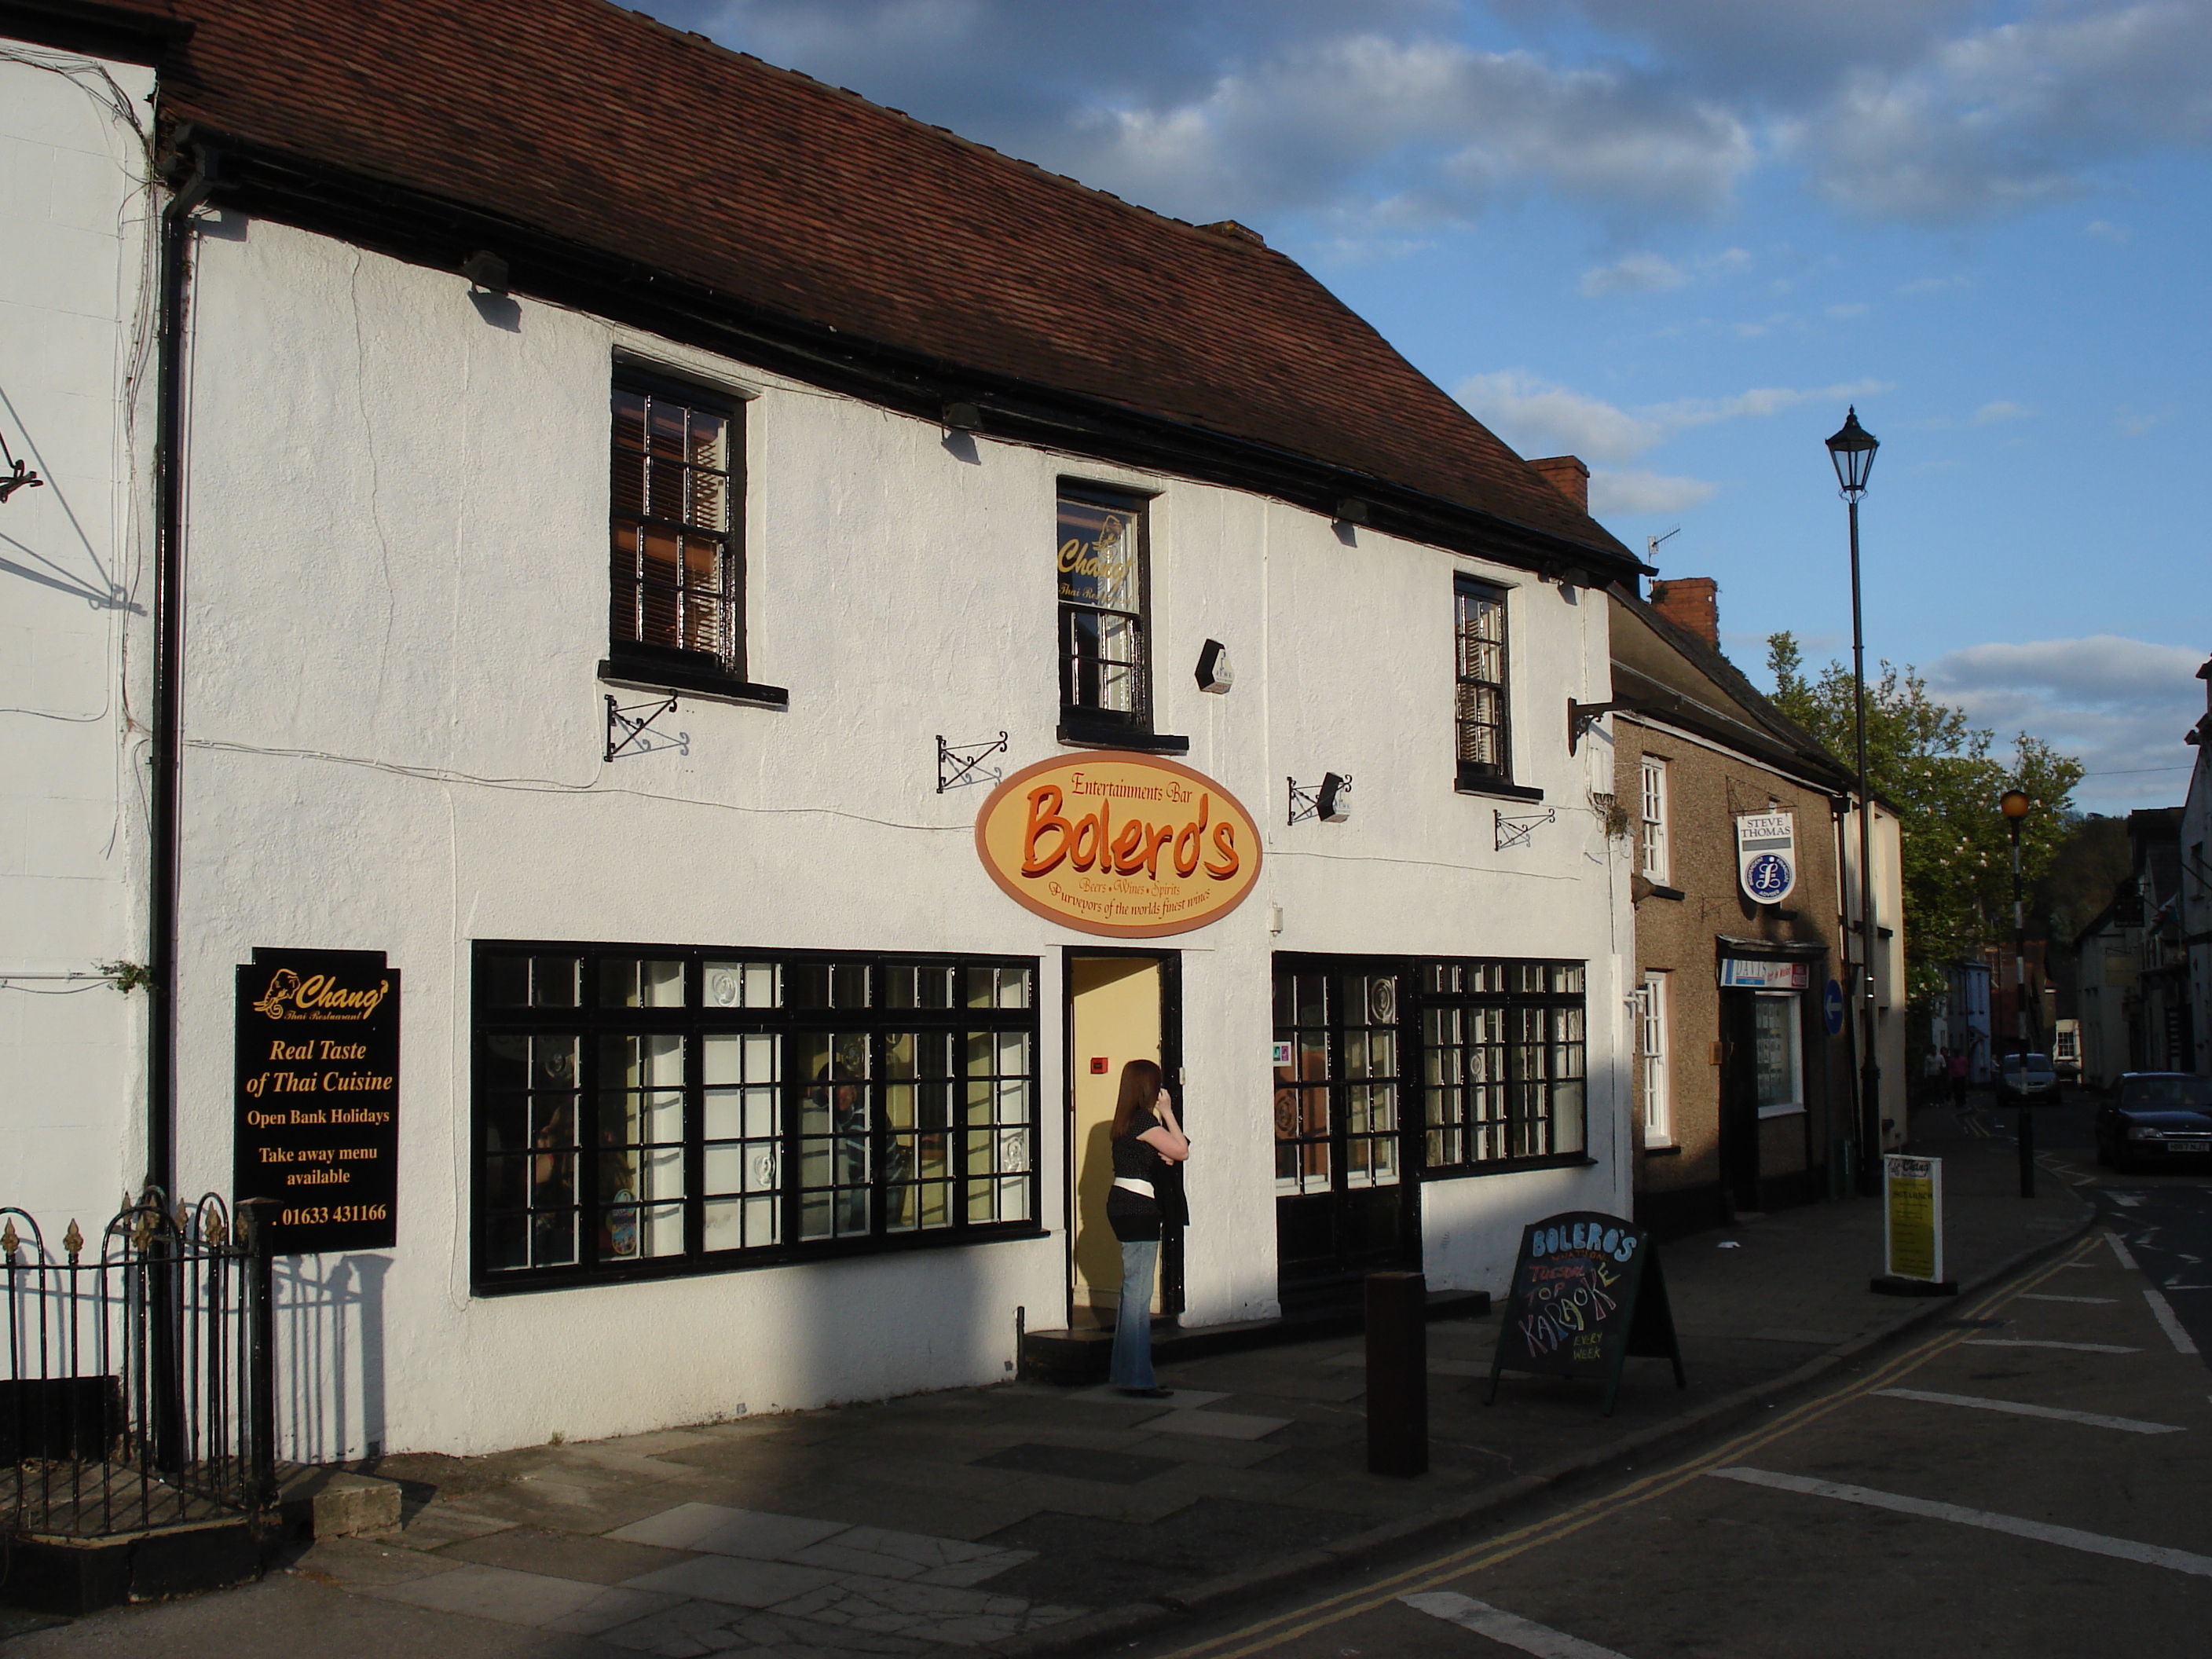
[2, 1192, 275, 1540]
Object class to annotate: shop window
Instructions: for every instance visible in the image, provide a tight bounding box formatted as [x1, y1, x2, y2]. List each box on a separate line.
[473, 945, 1038, 1290]
[1420, 960, 1587, 1172]
[1272, 970, 1402, 1196]
[1639, 972, 1671, 1144]
[1454, 576, 1512, 789]
[1752, 991, 1804, 1117]
[1057, 484, 1151, 739]
[1639, 757, 1670, 883]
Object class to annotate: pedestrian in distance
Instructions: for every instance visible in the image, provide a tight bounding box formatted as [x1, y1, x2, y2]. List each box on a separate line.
[1949, 1046, 1969, 1108]
[1105, 1058, 1189, 1399]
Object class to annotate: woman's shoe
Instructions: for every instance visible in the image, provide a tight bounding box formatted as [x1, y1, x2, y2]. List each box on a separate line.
[1116, 1386, 1174, 1399]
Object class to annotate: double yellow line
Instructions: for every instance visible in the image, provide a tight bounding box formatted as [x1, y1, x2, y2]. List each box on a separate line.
[1156, 1236, 2100, 1659]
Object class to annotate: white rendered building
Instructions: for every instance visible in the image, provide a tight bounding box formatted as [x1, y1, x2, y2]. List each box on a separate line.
[5, 0, 1644, 1459]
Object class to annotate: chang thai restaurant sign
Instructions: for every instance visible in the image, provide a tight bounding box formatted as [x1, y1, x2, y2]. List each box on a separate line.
[1735, 810, 1797, 905]
[233, 949, 400, 1253]
[976, 753, 1262, 937]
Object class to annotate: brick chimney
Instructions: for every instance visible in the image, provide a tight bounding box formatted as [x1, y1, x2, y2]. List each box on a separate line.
[1648, 577, 1719, 646]
[1527, 456, 1588, 512]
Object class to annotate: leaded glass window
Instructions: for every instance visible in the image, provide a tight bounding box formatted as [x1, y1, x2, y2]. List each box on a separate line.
[1419, 959, 1586, 1173]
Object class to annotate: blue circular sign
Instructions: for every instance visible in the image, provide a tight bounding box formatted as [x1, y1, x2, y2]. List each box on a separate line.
[1823, 979, 1846, 1035]
[1746, 852, 1793, 899]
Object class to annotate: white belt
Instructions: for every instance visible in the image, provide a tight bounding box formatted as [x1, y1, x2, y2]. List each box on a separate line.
[1112, 1177, 1155, 1198]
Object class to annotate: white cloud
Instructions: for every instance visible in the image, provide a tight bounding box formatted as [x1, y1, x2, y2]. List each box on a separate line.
[1930, 635, 2207, 811]
[646, 1, 2212, 244]
[1579, 252, 1687, 296]
[1457, 372, 1889, 468]
[1896, 275, 1968, 295]
[1456, 371, 1662, 463]
[2084, 218, 2133, 242]
[1588, 469, 1719, 516]
[1826, 302, 1870, 319]
[1972, 400, 2034, 425]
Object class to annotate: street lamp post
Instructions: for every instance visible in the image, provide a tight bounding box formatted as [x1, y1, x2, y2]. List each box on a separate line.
[1826, 408, 1881, 1196]
[2001, 788, 2034, 1197]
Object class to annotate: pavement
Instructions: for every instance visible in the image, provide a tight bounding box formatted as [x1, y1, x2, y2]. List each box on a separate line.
[1, 1093, 2092, 1659]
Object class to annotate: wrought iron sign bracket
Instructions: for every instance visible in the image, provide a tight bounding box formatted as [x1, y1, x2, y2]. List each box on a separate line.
[0, 426, 42, 505]
[1495, 806, 1556, 852]
[938, 731, 1009, 793]
[605, 693, 683, 763]
[1568, 698, 1625, 754]
[1287, 774, 1350, 826]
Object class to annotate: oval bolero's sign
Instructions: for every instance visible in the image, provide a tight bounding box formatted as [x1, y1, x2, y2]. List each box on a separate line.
[975, 753, 1263, 938]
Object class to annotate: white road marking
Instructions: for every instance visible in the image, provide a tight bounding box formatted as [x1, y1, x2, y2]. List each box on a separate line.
[2142, 1287, 2200, 1356]
[1961, 1339, 2141, 1353]
[1873, 1388, 2184, 1434]
[1707, 1467, 2212, 1578]
[2111, 1194, 2144, 1208]
[1401, 1592, 1633, 1658]
[2016, 1294, 2115, 1304]
[2105, 1230, 2141, 1269]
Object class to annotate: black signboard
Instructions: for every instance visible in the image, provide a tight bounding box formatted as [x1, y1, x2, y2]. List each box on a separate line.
[233, 949, 400, 1253]
[1485, 1210, 1684, 1416]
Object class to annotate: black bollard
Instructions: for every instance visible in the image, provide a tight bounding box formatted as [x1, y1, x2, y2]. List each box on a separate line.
[1365, 1270, 1428, 1477]
[2018, 1104, 2036, 1199]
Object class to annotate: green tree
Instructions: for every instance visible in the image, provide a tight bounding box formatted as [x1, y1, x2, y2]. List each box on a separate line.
[1766, 633, 2085, 1002]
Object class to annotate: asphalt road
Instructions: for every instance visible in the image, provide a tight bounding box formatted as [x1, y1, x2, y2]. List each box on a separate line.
[1131, 1097, 2210, 1659]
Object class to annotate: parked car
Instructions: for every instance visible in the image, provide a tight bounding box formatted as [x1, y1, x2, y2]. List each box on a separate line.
[1995, 1051, 2060, 1104]
[2095, 1073, 2212, 1170]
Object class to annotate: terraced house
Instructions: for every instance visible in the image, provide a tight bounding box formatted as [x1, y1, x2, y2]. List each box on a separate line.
[2, 0, 1649, 1459]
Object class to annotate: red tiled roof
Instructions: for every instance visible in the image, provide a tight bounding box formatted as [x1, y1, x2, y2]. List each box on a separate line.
[86, 0, 1626, 560]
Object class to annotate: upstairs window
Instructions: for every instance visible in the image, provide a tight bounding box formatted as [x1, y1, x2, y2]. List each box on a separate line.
[1639, 756, 1670, 882]
[1057, 485, 1150, 737]
[610, 375, 742, 678]
[1454, 576, 1511, 787]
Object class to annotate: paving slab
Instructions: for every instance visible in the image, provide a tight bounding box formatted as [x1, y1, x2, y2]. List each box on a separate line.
[621, 1555, 847, 1608]
[375, 1562, 685, 1635]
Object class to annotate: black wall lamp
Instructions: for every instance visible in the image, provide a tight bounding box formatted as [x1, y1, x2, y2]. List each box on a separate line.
[1288, 772, 1350, 826]
[460, 250, 509, 293]
[1195, 639, 1234, 694]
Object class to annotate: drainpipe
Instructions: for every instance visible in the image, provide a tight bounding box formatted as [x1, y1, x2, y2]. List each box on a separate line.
[148, 139, 216, 1200]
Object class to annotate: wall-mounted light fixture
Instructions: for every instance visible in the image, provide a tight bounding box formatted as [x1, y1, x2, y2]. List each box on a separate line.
[460, 250, 509, 293]
[941, 401, 983, 432]
[1195, 639, 1233, 694]
[1288, 772, 1351, 826]
[1334, 496, 1369, 525]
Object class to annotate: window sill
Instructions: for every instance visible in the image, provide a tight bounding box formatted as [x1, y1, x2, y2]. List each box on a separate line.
[1643, 1143, 1683, 1157]
[1455, 776, 1546, 804]
[1644, 884, 1685, 902]
[472, 1222, 1050, 1295]
[1423, 1152, 1598, 1180]
[1057, 722, 1190, 755]
[599, 657, 789, 709]
[1756, 1104, 1807, 1120]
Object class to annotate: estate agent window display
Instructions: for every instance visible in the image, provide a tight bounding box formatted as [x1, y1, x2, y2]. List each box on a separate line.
[472, 946, 1039, 1290]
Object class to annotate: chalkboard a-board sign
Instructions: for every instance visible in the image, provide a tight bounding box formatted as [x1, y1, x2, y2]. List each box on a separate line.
[1485, 1210, 1685, 1416]
[233, 948, 399, 1254]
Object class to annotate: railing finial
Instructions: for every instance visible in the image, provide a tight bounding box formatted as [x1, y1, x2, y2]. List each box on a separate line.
[64, 1218, 84, 1262]
[1, 1218, 16, 1259]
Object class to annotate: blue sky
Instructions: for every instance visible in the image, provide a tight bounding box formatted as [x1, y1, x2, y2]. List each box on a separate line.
[645, 0, 2211, 815]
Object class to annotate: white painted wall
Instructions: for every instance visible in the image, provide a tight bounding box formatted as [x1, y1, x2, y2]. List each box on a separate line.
[50, 200, 1623, 1456]
[0, 42, 157, 1231]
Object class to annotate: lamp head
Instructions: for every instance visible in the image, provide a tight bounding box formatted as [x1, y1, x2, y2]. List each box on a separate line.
[1826, 406, 1878, 500]
[2000, 789, 2031, 820]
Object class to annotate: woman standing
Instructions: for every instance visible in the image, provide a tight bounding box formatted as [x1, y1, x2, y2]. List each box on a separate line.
[1105, 1059, 1189, 1399]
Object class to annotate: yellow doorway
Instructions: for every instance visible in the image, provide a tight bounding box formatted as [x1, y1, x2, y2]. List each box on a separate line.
[1068, 955, 1163, 1326]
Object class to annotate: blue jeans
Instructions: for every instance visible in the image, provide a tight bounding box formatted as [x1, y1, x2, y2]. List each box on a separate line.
[1109, 1238, 1160, 1390]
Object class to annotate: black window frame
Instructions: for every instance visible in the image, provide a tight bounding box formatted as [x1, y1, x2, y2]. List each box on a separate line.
[470, 942, 1042, 1295]
[1454, 574, 1520, 794]
[1418, 958, 1589, 1176]
[1057, 481, 1161, 747]
[601, 366, 787, 709]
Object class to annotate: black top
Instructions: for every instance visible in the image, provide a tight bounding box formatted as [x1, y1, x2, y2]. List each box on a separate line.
[1111, 1108, 1167, 1185]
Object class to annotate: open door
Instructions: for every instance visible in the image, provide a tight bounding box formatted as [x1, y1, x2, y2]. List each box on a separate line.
[1066, 952, 1180, 1328]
